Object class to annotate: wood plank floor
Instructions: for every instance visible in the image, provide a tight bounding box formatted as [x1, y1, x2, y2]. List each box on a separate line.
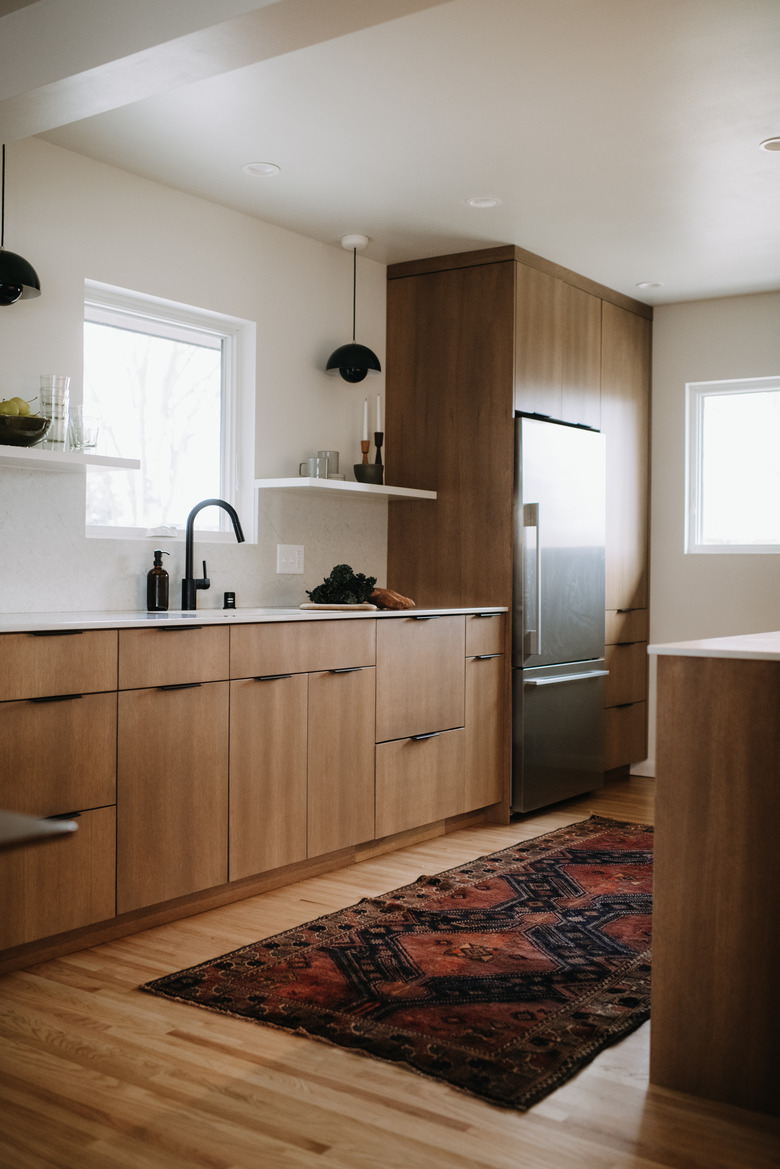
[1, 776, 778, 1169]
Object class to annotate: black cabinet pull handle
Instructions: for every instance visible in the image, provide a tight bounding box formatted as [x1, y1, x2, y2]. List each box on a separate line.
[157, 625, 203, 632]
[46, 811, 82, 821]
[412, 614, 440, 620]
[31, 630, 84, 637]
[474, 653, 501, 660]
[411, 731, 440, 741]
[30, 693, 83, 704]
[476, 612, 498, 618]
[329, 666, 364, 674]
[253, 674, 293, 682]
[158, 682, 202, 691]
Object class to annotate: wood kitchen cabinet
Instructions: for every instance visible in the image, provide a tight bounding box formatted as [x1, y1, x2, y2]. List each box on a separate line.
[307, 666, 376, 856]
[0, 629, 118, 950]
[375, 615, 465, 742]
[604, 607, 649, 771]
[229, 673, 308, 879]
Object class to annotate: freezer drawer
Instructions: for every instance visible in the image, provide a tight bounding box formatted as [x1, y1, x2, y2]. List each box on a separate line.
[512, 662, 606, 812]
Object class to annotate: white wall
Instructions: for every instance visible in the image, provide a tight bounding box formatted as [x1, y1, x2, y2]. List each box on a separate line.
[643, 291, 780, 771]
[0, 138, 388, 613]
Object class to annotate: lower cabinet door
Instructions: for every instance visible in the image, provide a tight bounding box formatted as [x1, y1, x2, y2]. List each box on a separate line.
[604, 702, 648, 771]
[375, 728, 466, 838]
[229, 673, 308, 880]
[465, 653, 506, 810]
[0, 806, 116, 950]
[117, 681, 229, 913]
[307, 667, 376, 857]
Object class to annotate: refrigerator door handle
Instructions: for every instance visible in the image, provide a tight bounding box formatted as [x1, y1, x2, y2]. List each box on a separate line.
[524, 669, 609, 687]
[523, 502, 541, 656]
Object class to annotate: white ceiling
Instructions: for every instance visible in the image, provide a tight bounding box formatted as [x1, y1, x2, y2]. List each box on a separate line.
[3, 0, 780, 304]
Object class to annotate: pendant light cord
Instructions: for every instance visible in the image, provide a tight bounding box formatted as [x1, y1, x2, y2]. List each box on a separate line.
[1, 144, 5, 248]
[352, 247, 357, 342]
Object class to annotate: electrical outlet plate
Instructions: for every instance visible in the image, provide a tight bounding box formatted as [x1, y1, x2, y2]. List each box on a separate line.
[277, 544, 304, 574]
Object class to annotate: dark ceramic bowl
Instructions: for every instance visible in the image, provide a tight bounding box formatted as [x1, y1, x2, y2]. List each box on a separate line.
[354, 463, 384, 485]
[0, 415, 52, 447]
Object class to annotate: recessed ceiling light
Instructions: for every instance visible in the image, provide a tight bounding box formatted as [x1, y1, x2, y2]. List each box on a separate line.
[759, 137, 780, 152]
[635, 281, 664, 290]
[465, 196, 502, 209]
[241, 161, 281, 177]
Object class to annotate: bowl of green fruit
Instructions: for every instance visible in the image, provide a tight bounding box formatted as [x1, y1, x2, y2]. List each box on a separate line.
[0, 398, 51, 446]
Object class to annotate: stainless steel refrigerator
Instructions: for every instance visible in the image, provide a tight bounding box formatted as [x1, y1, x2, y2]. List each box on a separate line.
[512, 415, 607, 813]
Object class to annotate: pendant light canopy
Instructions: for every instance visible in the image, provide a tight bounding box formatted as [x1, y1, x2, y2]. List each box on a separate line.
[326, 234, 381, 383]
[0, 144, 41, 306]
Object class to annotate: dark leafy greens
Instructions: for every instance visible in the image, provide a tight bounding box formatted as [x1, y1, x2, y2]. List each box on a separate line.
[306, 563, 377, 605]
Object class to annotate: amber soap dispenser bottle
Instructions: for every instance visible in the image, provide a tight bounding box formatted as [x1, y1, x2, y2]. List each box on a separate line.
[147, 549, 170, 612]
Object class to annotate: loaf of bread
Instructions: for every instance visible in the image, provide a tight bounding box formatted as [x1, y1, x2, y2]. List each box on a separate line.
[370, 587, 415, 610]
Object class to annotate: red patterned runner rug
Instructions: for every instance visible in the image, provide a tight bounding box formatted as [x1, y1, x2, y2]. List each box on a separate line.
[141, 815, 652, 1110]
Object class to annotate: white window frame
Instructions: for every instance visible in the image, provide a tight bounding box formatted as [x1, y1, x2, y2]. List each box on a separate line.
[685, 374, 780, 555]
[84, 280, 256, 542]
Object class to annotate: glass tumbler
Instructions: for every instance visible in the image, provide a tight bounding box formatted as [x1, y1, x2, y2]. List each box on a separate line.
[40, 375, 70, 448]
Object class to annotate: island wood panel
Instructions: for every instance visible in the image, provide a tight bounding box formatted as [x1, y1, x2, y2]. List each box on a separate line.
[306, 666, 376, 857]
[651, 654, 780, 1116]
[375, 727, 466, 838]
[375, 615, 466, 742]
[0, 629, 117, 701]
[601, 302, 651, 612]
[116, 681, 229, 913]
[604, 640, 648, 707]
[386, 260, 515, 608]
[464, 652, 506, 810]
[0, 805, 115, 950]
[228, 673, 308, 880]
[230, 619, 375, 679]
[514, 262, 602, 427]
[117, 625, 229, 689]
[0, 690, 116, 816]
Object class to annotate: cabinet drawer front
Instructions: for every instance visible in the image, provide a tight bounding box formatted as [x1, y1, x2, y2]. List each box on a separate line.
[117, 682, 229, 913]
[229, 674, 308, 880]
[605, 608, 649, 645]
[605, 641, 648, 707]
[0, 630, 117, 701]
[376, 616, 465, 742]
[376, 728, 466, 838]
[118, 625, 229, 689]
[0, 805, 116, 950]
[604, 702, 647, 771]
[465, 612, 505, 657]
[231, 619, 376, 679]
[0, 691, 116, 817]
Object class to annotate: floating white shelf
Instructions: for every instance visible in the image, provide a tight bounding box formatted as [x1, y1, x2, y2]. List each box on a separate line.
[0, 447, 140, 473]
[255, 477, 436, 502]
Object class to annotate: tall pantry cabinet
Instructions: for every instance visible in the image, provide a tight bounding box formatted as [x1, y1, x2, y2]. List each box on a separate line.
[385, 245, 652, 777]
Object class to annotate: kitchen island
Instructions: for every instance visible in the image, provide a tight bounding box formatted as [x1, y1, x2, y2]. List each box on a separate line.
[648, 632, 780, 1117]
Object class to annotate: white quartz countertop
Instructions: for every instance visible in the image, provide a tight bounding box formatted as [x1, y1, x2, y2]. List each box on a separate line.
[648, 631, 780, 661]
[0, 606, 506, 634]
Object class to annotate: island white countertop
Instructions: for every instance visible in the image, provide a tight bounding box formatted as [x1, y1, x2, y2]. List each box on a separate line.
[648, 630, 780, 661]
[0, 606, 506, 634]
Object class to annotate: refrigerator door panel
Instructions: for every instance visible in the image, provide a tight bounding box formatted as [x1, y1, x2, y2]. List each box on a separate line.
[513, 416, 605, 669]
[511, 661, 606, 813]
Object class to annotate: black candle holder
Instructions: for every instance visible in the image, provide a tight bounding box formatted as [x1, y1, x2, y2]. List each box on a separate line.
[374, 431, 384, 467]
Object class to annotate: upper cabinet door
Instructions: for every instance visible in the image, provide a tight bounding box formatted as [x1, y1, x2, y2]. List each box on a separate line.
[601, 302, 652, 611]
[514, 264, 602, 428]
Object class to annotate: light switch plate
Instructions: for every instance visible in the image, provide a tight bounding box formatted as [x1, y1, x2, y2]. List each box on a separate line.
[277, 544, 304, 574]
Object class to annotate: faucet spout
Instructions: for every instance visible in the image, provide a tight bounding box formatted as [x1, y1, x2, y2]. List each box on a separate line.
[182, 498, 245, 610]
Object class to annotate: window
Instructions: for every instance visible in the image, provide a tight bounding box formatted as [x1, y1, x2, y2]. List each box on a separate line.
[685, 376, 780, 553]
[83, 281, 255, 539]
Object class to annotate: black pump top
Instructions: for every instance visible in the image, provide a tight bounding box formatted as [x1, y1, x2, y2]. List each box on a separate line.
[152, 550, 170, 568]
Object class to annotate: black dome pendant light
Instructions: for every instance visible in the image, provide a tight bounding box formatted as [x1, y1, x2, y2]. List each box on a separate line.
[0, 144, 41, 306]
[326, 233, 381, 383]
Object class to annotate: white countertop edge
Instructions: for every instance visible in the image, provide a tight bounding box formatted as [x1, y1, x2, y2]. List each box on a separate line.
[0, 606, 507, 633]
[648, 631, 780, 660]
